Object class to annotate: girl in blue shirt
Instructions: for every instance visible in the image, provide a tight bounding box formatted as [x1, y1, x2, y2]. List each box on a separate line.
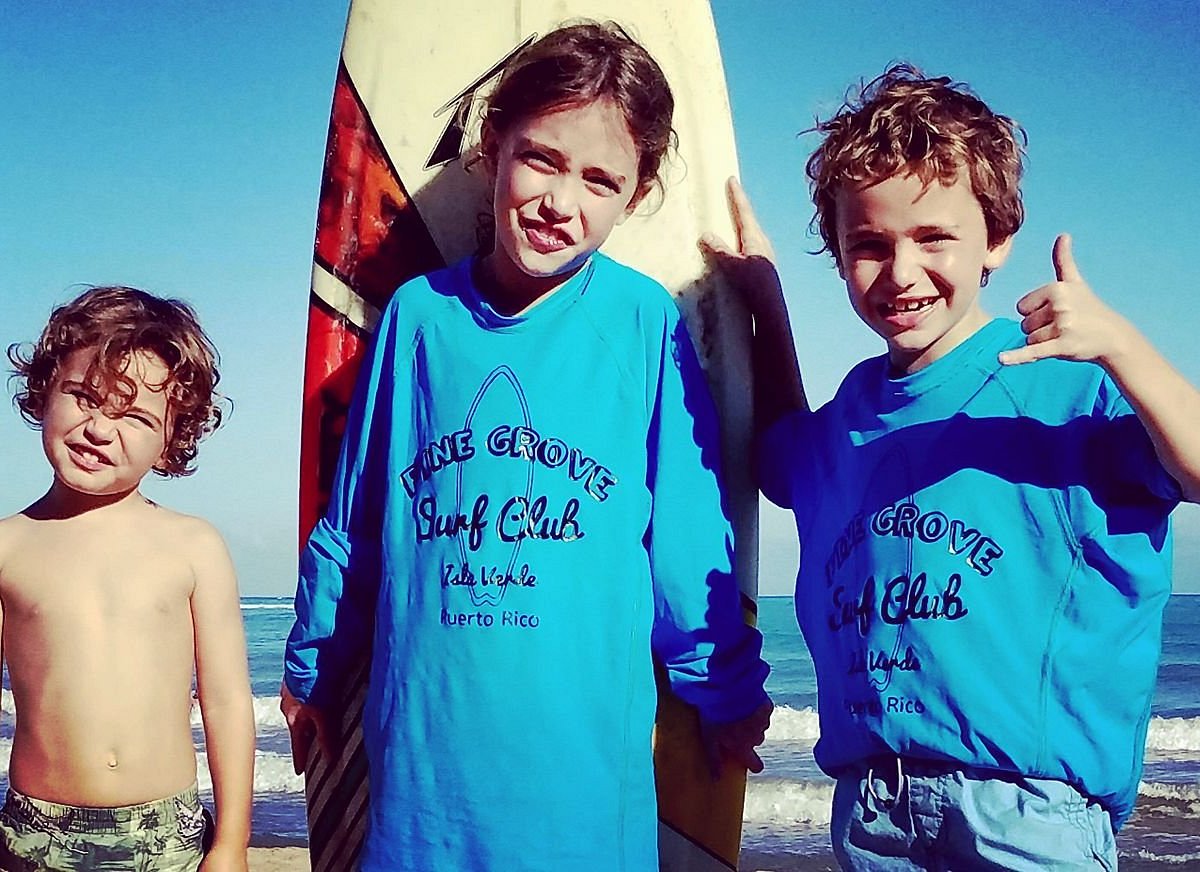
[282, 22, 771, 872]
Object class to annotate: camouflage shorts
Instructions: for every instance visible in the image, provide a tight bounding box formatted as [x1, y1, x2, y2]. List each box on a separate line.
[0, 784, 211, 872]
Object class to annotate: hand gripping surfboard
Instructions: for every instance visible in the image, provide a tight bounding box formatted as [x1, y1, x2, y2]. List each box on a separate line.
[298, 2, 758, 869]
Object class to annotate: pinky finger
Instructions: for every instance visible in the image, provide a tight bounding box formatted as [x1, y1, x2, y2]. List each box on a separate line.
[998, 347, 1037, 366]
[998, 339, 1059, 366]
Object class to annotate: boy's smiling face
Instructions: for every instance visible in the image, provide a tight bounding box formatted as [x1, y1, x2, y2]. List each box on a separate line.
[835, 169, 1012, 373]
[41, 347, 172, 501]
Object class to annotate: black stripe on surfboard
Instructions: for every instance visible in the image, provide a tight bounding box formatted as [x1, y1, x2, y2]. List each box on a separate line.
[425, 33, 536, 169]
[315, 784, 368, 872]
[658, 818, 738, 871]
[305, 728, 363, 823]
[306, 729, 368, 867]
[304, 656, 370, 864]
[310, 744, 368, 872]
[308, 288, 371, 341]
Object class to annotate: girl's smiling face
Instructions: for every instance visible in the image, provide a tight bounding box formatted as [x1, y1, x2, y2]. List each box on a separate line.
[482, 98, 643, 312]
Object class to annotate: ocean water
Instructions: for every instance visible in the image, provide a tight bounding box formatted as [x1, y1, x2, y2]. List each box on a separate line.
[742, 594, 1200, 870]
[3, 595, 1198, 866]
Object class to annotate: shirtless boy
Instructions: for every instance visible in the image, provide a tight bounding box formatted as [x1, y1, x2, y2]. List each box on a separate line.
[0, 287, 254, 871]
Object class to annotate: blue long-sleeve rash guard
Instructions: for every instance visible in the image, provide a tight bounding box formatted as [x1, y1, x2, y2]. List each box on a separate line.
[761, 318, 1182, 827]
[285, 254, 769, 871]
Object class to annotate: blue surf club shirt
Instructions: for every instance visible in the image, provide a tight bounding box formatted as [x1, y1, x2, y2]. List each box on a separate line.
[285, 254, 769, 871]
[761, 318, 1181, 827]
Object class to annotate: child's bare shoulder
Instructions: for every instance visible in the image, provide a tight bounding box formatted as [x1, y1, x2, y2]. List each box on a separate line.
[0, 511, 32, 571]
[143, 501, 230, 563]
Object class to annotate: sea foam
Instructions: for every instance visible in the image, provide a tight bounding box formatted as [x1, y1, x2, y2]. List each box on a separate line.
[762, 704, 1200, 755]
[762, 705, 820, 743]
[743, 778, 833, 826]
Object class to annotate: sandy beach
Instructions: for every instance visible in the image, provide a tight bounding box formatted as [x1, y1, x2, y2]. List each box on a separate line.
[245, 846, 850, 871]
[245, 846, 854, 871]
[249, 847, 308, 872]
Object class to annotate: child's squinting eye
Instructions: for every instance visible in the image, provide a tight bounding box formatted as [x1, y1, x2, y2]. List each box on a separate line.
[68, 387, 100, 408]
[919, 232, 955, 246]
[521, 151, 555, 170]
[585, 174, 621, 195]
[847, 239, 887, 258]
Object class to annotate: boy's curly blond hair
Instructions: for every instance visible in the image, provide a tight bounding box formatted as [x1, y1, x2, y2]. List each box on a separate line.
[9, 286, 224, 477]
[807, 64, 1025, 279]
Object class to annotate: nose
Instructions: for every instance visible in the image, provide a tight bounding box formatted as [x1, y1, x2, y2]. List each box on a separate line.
[539, 177, 577, 221]
[887, 241, 920, 289]
[83, 409, 117, 443]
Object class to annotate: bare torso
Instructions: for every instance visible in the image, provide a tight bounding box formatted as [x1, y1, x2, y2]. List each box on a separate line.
[0, 497, 204, 806]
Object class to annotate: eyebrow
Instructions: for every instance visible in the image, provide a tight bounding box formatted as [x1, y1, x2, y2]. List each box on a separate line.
[515, 136, 628, 187]
[60, 379, 100, 397]
[63, 379, 164, 426]
[125, 405, 165, 427]
[842, 226, 883, 242]
[844, 222, 960, 240]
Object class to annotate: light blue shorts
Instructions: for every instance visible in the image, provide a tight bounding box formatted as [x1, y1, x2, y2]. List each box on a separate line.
[832, 758, 1117, 871]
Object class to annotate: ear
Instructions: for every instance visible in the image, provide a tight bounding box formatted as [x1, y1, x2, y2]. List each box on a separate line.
[983, 235, 1014, 271]
[479, 120, 501, 178]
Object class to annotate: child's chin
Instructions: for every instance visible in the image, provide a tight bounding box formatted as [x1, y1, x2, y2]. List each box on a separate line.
[518, 252, 590, 280]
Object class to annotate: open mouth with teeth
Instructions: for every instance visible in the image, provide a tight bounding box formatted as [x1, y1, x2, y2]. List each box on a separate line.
[882, 297, 938, 315]
[67, 444, 112, 470]
[521, 219, 572, 254]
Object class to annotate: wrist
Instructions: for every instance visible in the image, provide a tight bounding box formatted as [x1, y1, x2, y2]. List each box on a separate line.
[1097, 314, 1144, 374]
[210, 832, 251, 852]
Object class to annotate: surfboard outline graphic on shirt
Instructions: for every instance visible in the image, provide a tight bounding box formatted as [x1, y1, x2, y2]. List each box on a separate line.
[456, 365, 535, 607]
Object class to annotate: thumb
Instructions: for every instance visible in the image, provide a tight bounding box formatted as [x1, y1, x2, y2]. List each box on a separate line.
[1052, 233, 1082, 283]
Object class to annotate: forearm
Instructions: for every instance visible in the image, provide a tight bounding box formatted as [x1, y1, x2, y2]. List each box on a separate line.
[201, 697, 256, 848]
[750, 281, 808, 431]
[1103, 325, 1200, 501]
[286, 521, 377, 704]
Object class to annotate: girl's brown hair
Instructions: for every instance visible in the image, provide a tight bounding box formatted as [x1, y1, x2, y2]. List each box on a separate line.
[482, 20, 677, 205]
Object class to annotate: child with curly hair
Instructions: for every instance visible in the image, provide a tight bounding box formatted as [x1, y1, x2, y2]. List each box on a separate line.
[708, 65, 1200, 868]
[0, 287, 255, 871]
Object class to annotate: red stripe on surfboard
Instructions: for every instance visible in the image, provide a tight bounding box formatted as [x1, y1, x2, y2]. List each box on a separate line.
[301, 59, 447, 542]
[299, 301, 368, 545]
[314, 59, 445, 309]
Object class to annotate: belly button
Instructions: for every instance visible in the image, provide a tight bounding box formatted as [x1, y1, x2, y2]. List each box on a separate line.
[106, 753, 119, 769]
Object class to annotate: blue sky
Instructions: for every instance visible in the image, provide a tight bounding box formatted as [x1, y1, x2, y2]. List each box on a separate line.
[2, 2, 1197, 596]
